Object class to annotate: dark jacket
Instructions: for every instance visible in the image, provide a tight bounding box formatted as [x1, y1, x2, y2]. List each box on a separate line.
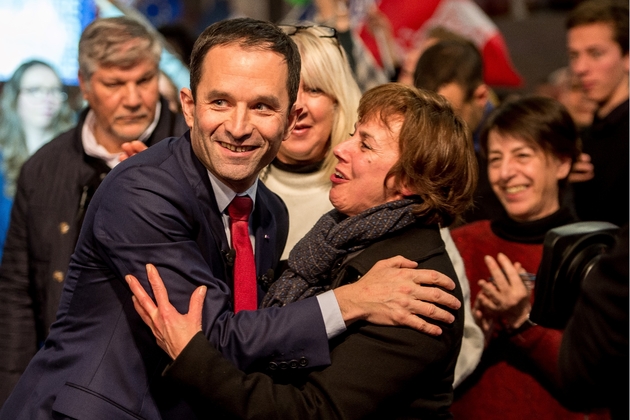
[0, 133, 332, 420]
[164, 223, 465, 420]
[573, 99, 629, 227]
[0, 98, 188, 404]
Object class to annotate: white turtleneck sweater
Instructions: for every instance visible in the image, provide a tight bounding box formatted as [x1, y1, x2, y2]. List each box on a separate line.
[262, 164, 333, 260]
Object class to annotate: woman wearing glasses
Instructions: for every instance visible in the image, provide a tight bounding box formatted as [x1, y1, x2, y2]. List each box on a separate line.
[0, 60, 75, 258]
[260, 25, 361, 262]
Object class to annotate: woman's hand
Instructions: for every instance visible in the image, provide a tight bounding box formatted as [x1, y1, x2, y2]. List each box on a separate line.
[475, 253, 531, 330]
[125, 264, 206, 359]
[472, 296, 495, 347]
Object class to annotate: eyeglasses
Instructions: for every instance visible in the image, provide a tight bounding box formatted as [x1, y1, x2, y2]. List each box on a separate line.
[20, 86, 68, 101]
[279, 24, 343, 56]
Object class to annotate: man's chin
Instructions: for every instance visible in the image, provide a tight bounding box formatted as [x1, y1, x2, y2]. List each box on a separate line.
[112, 125, 151, 143]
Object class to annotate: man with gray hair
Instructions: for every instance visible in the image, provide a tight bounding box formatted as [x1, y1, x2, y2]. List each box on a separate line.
[0, 16, 187, 405]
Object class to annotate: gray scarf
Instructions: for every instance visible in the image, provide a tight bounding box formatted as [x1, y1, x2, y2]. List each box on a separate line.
[262, 199, 418, 307]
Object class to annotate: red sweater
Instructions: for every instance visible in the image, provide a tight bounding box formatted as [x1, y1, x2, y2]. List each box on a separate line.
[450, 220, 609, 420]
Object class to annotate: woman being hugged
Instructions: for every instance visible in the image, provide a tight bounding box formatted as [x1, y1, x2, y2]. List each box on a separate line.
[260, 24, 361, 259]
[262, 24, 484, 386]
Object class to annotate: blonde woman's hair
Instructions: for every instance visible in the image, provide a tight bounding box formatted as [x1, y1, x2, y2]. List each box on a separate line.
[288, 25, 362, 182]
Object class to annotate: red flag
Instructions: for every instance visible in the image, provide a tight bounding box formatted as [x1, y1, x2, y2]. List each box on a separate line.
[358, 0, 523, 87]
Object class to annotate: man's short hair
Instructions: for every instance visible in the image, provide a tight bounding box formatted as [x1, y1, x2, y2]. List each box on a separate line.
[189, 18, 301, 110]
[567, 0, 629, 55]
[78, 17, 161, 80]
[413, 40, 483, 101]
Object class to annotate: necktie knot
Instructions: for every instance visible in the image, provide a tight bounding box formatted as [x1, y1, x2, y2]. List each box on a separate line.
[228, 196, 253, 222]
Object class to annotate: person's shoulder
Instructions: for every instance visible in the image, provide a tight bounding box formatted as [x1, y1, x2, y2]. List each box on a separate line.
[257, 180, 287, 212]
[451, 220, 491, 240]
[103, 135, 194, 195]
[151, 98, 189, 143]
[20, 125, 81, 174]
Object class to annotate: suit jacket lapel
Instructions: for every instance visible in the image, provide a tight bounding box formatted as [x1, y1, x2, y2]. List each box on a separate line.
[171, 133, 231, 276]
[253, 187, 275, 278]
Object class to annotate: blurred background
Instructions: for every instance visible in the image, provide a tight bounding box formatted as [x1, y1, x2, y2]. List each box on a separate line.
[0, 0, 582, 111]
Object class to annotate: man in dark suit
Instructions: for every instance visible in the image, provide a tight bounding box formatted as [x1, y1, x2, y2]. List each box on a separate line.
[0, 18, 459, 420]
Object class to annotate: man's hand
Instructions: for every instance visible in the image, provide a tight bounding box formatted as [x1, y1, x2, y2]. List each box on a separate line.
[475, 253, 531, 330]
[333, 256, 461, 336]
[119, 140, 149, 162]
[568, 153, 594, 183]
[126, 264, 206, 359]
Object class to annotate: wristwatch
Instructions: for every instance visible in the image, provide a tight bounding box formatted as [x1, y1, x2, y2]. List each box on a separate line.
[506, 317, 537, 337]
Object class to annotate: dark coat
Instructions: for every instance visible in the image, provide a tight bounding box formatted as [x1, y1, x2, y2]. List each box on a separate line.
[0, 132, 332, 420]
[163, 223, 464, 420]
[573, 99, 629, 227]
[0, 98, 187, 404]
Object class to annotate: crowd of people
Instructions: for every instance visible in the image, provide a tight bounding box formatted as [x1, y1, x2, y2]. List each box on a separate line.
[0, 0, 627, 419]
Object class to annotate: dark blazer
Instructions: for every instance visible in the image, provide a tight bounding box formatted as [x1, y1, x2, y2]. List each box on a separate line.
[0, 133, 331, 420]
[0, 98, 188, 405]
[164, 223, 465, 420]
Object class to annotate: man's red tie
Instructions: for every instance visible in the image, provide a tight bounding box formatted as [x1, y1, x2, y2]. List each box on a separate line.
[227, 196, 257, 312]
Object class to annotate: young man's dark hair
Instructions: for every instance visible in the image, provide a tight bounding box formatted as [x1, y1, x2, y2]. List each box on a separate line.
[413, 39, 484, 102]
[567, 0, 629, 55]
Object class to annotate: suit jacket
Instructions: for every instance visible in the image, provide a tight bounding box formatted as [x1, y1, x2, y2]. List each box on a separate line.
[164, 223, 464, 419]
[0, 98, 188, 405]
[0, 133, 331, 420]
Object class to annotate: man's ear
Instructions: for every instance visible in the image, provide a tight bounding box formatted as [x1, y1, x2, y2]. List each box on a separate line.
[283, 104, 302, 141]
[180, 88, 195, 129]
[472, 83, 489, 108]
[77, 71, 89, 100]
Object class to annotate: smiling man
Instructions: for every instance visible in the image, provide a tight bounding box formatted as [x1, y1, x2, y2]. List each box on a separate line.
[0, 16, 187, 405]
[0, 18, 460, 419]
[567, 0, 629, 226]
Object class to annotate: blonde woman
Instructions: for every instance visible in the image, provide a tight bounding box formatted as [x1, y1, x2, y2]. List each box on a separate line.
[260, 24, 362, 259]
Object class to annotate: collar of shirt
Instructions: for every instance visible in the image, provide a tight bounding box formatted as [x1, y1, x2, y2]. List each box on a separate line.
[81, 101, 162, 169]
[207, 170, 258, 248]
[207, 170, 258, 213]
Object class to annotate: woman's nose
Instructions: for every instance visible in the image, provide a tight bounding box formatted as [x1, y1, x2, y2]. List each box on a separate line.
[333, 138, 352, 161]
[294, 90, 308, 118]
[499, 159, 516, 179]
